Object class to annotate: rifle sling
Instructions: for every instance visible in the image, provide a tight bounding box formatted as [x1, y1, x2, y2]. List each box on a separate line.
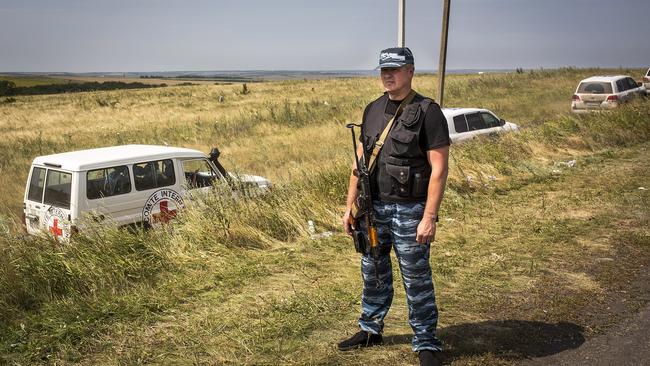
[366, 89, 417, 174]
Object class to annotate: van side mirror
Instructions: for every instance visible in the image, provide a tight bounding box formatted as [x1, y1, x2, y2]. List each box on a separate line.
[500, 118, 506, 126]
[209, 147, 220, 160]
[638, 81, 643, 87]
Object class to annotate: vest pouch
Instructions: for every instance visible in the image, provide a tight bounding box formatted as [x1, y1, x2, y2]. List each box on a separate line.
[386, 163, 411, 197]
[412, 171, 430, 198]
[390, 129, 417, 156]
[398, 104, 421, 127]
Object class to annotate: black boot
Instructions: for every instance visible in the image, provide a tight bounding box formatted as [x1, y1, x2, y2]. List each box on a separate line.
[418, 350, 442, 366]
[337, 330, 383, 351]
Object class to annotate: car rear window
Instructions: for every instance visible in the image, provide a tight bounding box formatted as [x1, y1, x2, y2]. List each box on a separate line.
[87, 165, 132, 199]
[27, 167, 46, 202]
[577, 82, 613, 94]
[44, 170, 72, 209]
[453, 115, 468, 133]
[134, 159, 175, 191]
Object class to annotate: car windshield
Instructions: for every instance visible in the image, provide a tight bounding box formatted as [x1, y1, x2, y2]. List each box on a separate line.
[577, 82, 613, 94]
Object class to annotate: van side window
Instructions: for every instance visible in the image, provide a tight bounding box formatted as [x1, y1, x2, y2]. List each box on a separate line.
[28, 167, 46, 202]
[183, 159, 217, 189]
[87, 166, 131, 199]
[453, 115, 468, 133]
[44, 170, 72, 209]
[134, 159, 175, 191]
[480, 112, 501, 128]
[466, 113, 486, 131]
[616, 80, 626, 92]
[157, 160, 176, 187]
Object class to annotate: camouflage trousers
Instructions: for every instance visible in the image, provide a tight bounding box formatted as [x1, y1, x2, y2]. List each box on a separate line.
[358, 200, 442, 352]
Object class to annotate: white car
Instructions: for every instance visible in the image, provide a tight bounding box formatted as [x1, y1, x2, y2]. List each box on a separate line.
[441, 108, 519, 143]
[23, 144, 270, 240]
[644, 68, 650, 95]
[571, 75, 646, 113]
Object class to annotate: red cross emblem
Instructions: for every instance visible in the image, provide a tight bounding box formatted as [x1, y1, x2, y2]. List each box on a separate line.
[152, 200, 177, 223]
[49, 218, 63, 237]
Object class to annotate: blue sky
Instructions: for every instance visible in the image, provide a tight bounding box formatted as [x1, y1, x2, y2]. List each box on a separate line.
[0, 0, 648, 72]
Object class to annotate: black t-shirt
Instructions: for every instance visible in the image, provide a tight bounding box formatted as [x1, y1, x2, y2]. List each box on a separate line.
[361, 94, 451, 151]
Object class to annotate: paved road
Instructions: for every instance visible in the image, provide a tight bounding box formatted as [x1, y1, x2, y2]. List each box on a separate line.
[524, 273, 650, 366]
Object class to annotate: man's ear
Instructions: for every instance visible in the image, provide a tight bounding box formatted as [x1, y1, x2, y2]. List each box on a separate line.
[407, 65, 415, 76]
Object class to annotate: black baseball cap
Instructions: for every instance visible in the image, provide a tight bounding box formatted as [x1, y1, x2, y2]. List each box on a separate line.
[377, 47, 414, 69]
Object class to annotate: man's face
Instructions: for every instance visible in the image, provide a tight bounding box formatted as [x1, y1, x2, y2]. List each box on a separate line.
[380, 65, 414, 94]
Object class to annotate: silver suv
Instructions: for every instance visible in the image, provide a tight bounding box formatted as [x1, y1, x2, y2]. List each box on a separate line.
[571, 75, 646, 113]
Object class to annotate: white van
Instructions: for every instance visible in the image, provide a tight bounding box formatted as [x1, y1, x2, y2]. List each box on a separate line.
[23, 144, 270, 240]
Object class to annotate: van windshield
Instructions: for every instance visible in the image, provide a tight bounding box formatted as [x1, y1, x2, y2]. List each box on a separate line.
[577, 82, 613, 94]
[44, 170, 72, 209]
[183, 159, 218, 189]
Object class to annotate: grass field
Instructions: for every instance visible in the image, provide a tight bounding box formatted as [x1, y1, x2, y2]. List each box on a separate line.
[0, 74, 228, 87]
[0, 68, 649, 365]
[48, 75, 219, 86]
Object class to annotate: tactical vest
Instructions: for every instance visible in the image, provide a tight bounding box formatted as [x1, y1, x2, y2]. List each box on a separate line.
[363, 93, 433, 203]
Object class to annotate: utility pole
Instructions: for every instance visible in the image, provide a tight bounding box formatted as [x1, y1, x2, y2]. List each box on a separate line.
[437, 0, 451, 107]
[398, 0, 405, 47]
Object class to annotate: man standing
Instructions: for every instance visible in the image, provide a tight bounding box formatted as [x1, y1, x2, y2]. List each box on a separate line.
[339, 47, 450, 366]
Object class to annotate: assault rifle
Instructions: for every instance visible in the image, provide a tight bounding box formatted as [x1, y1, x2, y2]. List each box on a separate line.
[346, 123, 380, 286]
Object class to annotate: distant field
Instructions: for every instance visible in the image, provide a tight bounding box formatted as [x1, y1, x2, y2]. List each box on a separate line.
[0, 68, 648, 365]
[49, 75, 218, 85]
[0, 74, 80, 87]
[0, 74, 219, 87]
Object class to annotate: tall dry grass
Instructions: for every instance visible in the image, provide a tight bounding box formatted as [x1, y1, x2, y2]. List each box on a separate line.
[1, 68, 641, 218]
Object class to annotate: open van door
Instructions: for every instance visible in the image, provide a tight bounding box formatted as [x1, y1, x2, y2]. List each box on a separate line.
[24, 166, 74, 240]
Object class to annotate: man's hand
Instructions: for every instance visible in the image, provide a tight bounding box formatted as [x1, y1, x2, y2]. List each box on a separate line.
[416, 218, 437, 244]
[342, 207, 354, 236]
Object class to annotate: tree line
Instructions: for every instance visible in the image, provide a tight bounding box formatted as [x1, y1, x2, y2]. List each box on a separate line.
[0, 80, 165, 96]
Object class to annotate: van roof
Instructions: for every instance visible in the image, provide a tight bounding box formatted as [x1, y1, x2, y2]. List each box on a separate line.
[32, 144, 207, 171]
